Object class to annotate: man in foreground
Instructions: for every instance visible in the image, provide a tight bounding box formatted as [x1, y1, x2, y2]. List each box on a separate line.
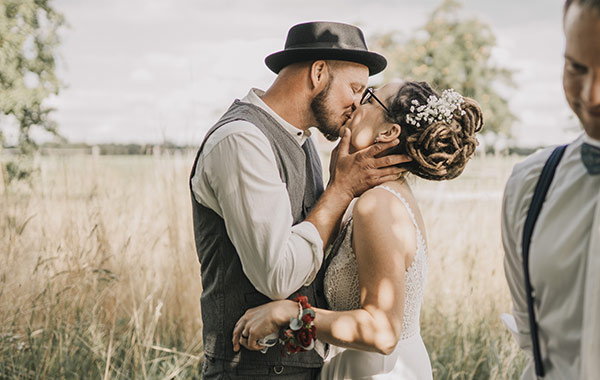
[502, 1, 600, 378]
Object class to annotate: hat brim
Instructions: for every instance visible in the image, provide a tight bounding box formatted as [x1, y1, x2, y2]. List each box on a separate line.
[265, 48, 387, 76]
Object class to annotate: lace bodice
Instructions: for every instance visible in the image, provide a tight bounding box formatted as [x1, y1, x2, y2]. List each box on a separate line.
[323, 185, 428, 341]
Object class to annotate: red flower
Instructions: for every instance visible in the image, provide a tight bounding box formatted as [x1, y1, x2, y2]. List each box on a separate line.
[281, 294, 317, 355]
[296, 328, 313, 348]
[285, 340, 301, 354]
[294, 295, 309, 307]
[301, 313, 314, 325]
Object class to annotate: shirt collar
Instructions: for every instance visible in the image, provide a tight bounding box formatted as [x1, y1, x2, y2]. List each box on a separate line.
[241, 88, 311, 145]
[583, 133, 600, 148]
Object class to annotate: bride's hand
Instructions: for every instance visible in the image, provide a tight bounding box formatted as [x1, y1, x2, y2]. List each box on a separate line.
[232, 299, 298, 352]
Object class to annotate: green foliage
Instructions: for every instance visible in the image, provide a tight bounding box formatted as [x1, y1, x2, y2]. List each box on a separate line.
[372, 0, 516, 136]
[0, 0, 64, 153]
[4, 159, 33, 183]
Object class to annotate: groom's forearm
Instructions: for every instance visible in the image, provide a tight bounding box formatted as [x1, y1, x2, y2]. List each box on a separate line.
[304, 183, 354, 248]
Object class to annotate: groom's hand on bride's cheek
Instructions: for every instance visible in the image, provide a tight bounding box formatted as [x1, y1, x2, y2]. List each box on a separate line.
[331, 128, 411, 198]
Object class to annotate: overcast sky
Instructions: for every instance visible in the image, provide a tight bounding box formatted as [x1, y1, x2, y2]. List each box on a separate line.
[26, 0, 579, 147]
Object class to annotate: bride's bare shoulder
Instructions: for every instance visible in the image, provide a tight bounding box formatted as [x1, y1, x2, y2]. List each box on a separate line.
[353, 183, 414, 228]
[352, 183, 418, 265]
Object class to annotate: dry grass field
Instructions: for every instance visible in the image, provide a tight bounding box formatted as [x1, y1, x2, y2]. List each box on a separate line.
[0, 152, 526, 379]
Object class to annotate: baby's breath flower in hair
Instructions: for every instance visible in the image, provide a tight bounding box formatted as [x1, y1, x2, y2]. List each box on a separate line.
[405, 89, 466, 127]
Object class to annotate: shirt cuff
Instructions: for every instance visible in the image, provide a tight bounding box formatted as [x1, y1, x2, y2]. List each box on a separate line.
[291, 221, 324, 286]
[510, 310, 533, 356]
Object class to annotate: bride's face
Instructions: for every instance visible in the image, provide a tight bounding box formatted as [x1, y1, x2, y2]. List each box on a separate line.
[346, 82, 403, 152]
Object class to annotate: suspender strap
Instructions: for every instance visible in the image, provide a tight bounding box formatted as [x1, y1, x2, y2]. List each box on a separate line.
[521, 144, 568, 378]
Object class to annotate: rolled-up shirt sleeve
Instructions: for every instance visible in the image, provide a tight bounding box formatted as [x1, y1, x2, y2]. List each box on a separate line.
[191, 121, 324, 300]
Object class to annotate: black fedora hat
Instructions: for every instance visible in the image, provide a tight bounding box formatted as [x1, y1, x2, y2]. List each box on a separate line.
[265, 21, 387, 76]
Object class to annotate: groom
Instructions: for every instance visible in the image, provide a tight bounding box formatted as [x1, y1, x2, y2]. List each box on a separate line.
[190, 22, 409, 379]
[502, 0, 600, 378]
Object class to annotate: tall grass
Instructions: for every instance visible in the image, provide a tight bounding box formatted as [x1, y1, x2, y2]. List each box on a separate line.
[1, 155, 203, 379]
[0, 153, 525, 379]
[412, 156, 526, 379]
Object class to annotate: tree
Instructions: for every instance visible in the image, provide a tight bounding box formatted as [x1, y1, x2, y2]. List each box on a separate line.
[372, 0, 516, 136]
[0, 0, 64, 154]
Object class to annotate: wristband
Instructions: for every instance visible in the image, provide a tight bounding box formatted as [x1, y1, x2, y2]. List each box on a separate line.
[279, 295, 316, 355]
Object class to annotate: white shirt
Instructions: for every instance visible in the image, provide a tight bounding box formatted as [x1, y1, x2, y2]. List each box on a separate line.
[191, 89, 324, 301]
[502, 134, 600, 379]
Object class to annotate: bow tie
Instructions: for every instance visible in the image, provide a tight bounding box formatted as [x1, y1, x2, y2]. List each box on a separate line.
[581, 142, 600, 175]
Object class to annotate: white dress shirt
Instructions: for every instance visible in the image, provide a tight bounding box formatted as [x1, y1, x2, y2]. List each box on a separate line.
[502, 134, 600, 379]
[191, 89, 324, 301]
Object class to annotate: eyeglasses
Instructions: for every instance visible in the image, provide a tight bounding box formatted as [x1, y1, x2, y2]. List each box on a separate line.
[360, 87, 390, 113]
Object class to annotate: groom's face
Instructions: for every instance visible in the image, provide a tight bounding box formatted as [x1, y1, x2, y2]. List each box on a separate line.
[311, 62, 369, 141]
[563, 3, 600, 139]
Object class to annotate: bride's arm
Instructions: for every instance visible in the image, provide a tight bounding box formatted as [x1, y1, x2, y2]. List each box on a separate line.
[313, 187, 413, 354]
[233, 187, 416, 355]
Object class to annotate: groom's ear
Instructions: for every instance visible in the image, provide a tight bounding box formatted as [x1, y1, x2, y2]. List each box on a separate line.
[377, 124, 401, 142]
[309, 60, 329, 91]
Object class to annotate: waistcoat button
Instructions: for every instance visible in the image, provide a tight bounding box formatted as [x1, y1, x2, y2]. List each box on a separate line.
[273, 365, 284, 374]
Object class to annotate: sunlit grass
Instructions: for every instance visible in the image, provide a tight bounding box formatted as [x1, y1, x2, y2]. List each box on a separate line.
[412, 155, 526, 379]
[0, 153, 526, 379]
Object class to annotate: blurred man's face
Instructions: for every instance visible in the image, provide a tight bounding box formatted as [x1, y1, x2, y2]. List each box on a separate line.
[311, 61, 368, 141]
[563, 3, 600, 140]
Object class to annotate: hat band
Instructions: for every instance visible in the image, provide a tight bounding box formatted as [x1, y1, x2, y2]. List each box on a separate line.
[285, 41, 366, 51]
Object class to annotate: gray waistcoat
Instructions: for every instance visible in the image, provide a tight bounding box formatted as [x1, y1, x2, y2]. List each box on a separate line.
[190, 100, 327, 369]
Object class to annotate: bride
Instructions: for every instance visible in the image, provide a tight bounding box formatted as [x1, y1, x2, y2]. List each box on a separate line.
[232, 80, 483, 379]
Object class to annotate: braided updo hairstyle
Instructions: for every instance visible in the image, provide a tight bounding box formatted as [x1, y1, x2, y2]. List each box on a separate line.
[385, 81, 483, 181]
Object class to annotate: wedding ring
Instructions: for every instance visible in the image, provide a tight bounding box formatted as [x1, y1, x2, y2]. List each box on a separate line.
[241, 334, 249, 340]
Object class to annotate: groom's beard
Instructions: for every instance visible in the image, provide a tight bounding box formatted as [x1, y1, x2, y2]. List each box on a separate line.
[311, 80, 341, 142]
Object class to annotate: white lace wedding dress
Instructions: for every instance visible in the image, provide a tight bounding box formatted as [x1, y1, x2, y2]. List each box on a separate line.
[319, 185, 433, 380]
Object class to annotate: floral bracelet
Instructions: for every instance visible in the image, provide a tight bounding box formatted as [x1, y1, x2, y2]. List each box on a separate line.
[279, 295, 316, 356]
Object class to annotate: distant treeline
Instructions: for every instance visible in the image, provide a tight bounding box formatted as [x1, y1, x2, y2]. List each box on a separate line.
[1, 142, 544, 157]
[2, 142, 197, 156]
